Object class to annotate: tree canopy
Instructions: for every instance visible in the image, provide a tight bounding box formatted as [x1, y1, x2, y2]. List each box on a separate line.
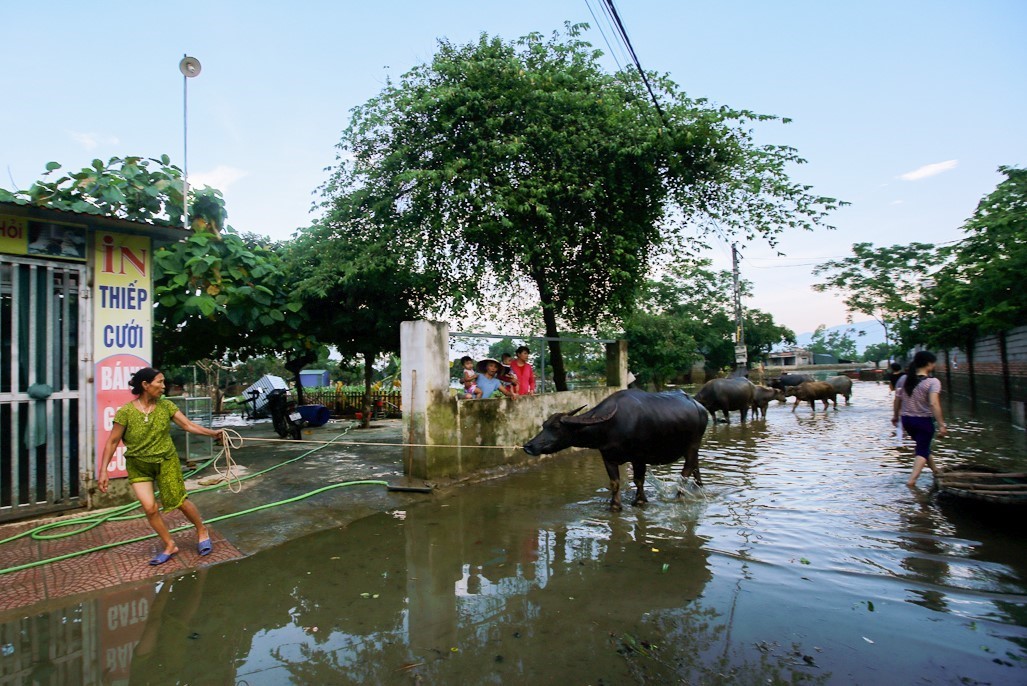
[624, 259, 794, 387]
[0, 155, 317, 368]
[915, 166, 1027, 349]
[318, 24, 840, 390]
[287, 223, 431, 423]
[806, 325, 859, 361]
[812, 241, 938, 351]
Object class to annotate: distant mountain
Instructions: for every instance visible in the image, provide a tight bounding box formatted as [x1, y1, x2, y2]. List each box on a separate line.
[793, 320, 885, 354]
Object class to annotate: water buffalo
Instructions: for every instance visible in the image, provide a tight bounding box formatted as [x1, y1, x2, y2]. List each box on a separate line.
[751, 384, 785, 419]
[522, 389, 708, 511]
[694, 377, 755, 423]
[769, 373, 815, 392]
[784, 381, 838, 411]
[826, 375, 853, 404]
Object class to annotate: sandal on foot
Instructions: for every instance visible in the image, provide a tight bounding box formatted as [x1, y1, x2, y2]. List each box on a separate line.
[149, 551, 177, 566]
[197, 538, 213, 556]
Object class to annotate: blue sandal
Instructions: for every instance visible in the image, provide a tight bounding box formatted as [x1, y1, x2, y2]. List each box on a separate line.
[149, 551, 177, 566]
[197, 538, 213, 556]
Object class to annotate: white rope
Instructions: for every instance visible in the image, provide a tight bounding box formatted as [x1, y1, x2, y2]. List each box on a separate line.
[210, 428, 245, 493]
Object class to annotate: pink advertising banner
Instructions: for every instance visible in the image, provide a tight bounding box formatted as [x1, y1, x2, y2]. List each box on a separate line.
[94, 232, 152, 479]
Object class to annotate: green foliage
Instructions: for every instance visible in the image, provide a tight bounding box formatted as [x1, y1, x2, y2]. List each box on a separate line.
[287, 222, 429, 423]
[1, 155, 318, 366]
[915, 166, 1027, 348]
[812, 241, 939, 349]
[745, 310, 796, 363]
[152, 230, 314, 365]
[0, 155, 188, 225]
[624, 259, 793, 386]
[319, 24, 840, 390]
[807, 325, 859, 360]
[862, 342, 895, 364]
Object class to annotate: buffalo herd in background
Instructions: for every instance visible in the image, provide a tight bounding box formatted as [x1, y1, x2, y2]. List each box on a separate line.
[696, 372, 853, 423]
[523, 372, 857, 510]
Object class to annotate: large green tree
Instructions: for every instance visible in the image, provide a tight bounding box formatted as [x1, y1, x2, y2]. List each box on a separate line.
[915, 166, 1027, 349]
[812, 241, 939, 351]
[806, 325, 859, 361]
[624, 259, 793, 387]
[319, 25, 840, 391]
[287, 224, 430, 425]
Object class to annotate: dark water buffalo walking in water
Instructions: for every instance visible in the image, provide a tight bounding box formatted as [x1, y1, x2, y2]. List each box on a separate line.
[769, 373, 815, 392]
[785, 381, 838, 411]
[522, 389, 708, 511]
[826, 375, 853, 404]
[694, 377, 756, 423]
[751, 384, 785, 418]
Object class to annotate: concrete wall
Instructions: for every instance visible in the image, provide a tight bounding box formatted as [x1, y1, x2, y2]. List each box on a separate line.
[401, 321, 625, 480]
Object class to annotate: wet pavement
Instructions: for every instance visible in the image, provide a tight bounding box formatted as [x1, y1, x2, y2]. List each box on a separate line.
[0, 417, 422, 616]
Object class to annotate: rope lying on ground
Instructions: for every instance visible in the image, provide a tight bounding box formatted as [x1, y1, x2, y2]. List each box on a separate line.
[238, 435, 525, 450]
[0, 424, 523, 575]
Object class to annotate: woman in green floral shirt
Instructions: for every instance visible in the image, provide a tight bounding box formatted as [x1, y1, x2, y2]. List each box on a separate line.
[99, 367, 225, 566]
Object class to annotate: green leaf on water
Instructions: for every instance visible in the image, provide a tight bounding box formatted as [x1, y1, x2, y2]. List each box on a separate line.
[867, 601, 874, 612]
[800, 557, 811, 565]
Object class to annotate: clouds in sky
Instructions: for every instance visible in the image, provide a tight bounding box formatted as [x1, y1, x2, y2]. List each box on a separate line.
[190, 165, 248, 191]
[68, 131, 120, 150]
[898, 160, 958, 181]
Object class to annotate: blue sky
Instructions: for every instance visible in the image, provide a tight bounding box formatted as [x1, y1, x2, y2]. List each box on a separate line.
[4, 1, 1025, 337]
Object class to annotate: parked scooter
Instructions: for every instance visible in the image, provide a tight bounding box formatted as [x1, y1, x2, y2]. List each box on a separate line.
[265, 388, 306, 440]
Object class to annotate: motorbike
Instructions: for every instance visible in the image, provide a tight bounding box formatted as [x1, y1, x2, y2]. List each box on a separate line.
[265, 388, 307, 440]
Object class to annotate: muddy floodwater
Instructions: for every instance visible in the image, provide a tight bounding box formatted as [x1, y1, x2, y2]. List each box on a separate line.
[3, 381, 1026, 684]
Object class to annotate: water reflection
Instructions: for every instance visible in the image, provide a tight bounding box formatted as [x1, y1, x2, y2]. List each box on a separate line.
[2, 381, 1025, 683]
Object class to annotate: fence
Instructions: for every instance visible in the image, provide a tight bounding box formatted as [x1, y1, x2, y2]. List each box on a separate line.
[299, 389, 403, 418]
[932, 324, 1027, 411]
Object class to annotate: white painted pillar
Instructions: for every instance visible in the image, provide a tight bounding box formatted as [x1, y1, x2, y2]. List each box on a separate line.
[400, 320, 451, 479]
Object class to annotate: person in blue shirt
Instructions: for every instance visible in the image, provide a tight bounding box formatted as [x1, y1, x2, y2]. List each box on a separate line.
[474, 358, 515, 399]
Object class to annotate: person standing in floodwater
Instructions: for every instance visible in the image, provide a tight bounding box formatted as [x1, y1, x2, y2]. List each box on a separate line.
[892, 351, 948, 487]
[98, 367, 226, 565]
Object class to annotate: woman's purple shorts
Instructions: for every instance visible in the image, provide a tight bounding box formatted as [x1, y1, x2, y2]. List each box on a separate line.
[901, 415, 936, 458]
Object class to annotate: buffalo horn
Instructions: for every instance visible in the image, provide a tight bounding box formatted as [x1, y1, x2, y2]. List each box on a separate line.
[561, 405, 618, 425]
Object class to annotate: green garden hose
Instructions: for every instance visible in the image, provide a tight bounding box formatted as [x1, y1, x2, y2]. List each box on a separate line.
[0, 426, 393, 576]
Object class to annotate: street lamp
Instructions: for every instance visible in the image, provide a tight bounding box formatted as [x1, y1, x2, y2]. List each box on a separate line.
[179, 55, 202, 231]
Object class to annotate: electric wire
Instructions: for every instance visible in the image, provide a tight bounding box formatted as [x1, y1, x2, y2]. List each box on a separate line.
[583, 0, 627, 73]
[601, 0, 668, 126]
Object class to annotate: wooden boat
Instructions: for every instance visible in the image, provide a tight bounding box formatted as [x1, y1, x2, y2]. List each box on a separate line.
[934, 465, 1027, 506]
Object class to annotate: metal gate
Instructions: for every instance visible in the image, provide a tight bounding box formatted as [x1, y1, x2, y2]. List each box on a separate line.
[0, 256, 87, 522]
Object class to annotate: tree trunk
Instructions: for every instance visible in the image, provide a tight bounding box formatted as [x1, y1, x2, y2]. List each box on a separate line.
[541, 304, 567, 392]
[362, 353, 374, 429]
[532, 274, 568, 392]
[284, 349, 317, 406]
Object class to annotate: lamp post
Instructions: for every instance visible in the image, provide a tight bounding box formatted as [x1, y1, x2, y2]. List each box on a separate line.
[179, 55, 202, 231]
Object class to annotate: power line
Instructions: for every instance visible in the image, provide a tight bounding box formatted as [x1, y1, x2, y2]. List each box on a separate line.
[601, 0, 669, 126]
[583, 0, 628, 72]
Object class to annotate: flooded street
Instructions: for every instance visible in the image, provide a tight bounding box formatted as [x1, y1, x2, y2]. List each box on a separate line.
[3, 381, 1026, 684]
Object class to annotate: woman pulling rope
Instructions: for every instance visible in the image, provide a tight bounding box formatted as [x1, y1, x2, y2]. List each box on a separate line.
[98, 367, 227, 565]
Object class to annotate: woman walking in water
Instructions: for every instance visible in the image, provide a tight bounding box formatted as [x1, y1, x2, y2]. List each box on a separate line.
[99, 367, 225, 565]
[892, 351, 948, 486]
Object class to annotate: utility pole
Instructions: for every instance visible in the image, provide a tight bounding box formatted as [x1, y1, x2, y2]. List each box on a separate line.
[732, 243, 747, 375]
[179, 55, 202, 231]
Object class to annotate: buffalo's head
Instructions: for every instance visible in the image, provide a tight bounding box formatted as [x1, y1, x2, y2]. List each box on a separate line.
[522, 404, 618, 456]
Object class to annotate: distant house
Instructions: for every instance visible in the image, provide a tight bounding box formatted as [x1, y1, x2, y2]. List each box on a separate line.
[767, 347, 813, 367]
